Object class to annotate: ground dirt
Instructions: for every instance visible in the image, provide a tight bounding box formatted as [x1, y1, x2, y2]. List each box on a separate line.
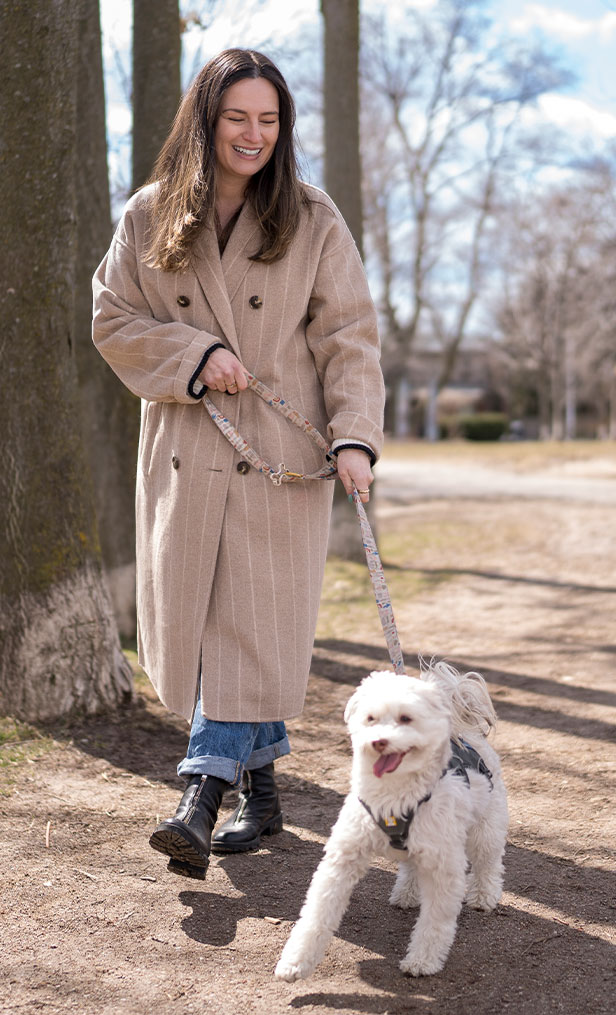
[1, 446, 615, 1015]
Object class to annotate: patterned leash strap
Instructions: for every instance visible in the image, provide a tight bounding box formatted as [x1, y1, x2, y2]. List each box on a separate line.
[203, 372, 405, 674]
[351, 487, 406, 675]
[203, 373, 337, 484]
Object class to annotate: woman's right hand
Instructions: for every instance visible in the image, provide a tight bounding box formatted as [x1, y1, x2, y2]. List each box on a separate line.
[199, 347, 249, 394]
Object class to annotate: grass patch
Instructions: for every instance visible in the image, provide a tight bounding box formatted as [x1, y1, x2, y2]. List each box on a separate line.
[380, 438, 616, 472]
[0, 716, 56, 782]
[379, 518, 467, 560]
[121, 643, 150, 693]
[317, 539, 451, 643]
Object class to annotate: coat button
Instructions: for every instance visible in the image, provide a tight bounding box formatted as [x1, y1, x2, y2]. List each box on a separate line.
[249, 295, 263, 309]
[177, 295, 190, 307]
[172, 456, 180, 469]
[237, 461, 250, 474]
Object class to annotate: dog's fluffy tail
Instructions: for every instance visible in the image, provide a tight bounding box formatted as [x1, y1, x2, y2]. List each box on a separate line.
[421, 659, 497, 743]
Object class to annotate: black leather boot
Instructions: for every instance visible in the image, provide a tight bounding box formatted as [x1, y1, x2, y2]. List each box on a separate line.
[211, 762, 283, 854]
[149, 774, 227, 879]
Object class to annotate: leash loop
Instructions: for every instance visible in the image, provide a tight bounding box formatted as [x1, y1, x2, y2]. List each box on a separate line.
[203, 373, 338, 484]
[202, 372, 405, 674]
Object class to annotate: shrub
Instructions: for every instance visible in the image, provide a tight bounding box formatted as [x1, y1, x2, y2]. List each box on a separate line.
[458, 413, 508, 441]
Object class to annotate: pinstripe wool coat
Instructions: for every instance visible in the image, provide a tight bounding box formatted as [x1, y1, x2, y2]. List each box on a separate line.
[92, 182, 385, 722]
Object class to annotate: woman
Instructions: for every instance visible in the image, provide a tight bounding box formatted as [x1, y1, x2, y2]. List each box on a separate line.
[93, 49, 385, 880]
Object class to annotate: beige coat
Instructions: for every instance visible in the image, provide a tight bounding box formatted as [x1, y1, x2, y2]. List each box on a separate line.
[92, 183, 384, 722]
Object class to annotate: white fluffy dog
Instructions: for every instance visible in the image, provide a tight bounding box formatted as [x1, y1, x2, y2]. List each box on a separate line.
[275, 662, 508, 980]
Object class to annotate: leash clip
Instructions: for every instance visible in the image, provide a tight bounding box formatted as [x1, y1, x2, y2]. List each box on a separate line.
[270, 462, 304, 486]
[269, 463, 287, 486]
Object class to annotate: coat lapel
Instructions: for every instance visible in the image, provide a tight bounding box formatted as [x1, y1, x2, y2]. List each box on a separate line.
[221, 201, 262, 303]
[191, 203, 262, 357]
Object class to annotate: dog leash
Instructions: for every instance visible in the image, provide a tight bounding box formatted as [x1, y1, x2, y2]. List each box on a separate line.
[203, 374, 406, 675]
[349, 487, 405, 675]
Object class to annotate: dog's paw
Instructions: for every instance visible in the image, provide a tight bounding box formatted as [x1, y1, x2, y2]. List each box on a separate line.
[465, 889, 500, 912]
[389, 885, 419, 910]
[465, 877, 502, 912]
[274, 958, 312, 982]
[399, 953, 445, 977]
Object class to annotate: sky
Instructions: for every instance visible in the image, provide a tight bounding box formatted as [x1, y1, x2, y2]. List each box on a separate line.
[100, 0, 616, 196]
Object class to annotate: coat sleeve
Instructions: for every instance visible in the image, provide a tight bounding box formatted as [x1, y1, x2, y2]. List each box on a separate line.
[92, 203, 222, 403]
[304, 211, 385, 459]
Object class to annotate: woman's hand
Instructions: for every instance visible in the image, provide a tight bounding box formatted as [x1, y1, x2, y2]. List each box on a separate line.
[199, 347, 249, 394]
[336, 449, 374, 504]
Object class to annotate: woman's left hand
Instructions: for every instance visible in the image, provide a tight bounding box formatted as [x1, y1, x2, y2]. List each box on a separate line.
[336, 449, 374, 504]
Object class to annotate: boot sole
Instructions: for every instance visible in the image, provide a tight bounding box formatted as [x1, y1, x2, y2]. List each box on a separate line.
[210, 811, 283, 855]
[149, 822, 209, 879]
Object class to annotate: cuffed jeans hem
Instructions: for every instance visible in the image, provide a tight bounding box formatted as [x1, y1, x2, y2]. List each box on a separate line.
[246, 734, 291, 770]
[177, 735, 290, 789]
[177, 755, 241, 787]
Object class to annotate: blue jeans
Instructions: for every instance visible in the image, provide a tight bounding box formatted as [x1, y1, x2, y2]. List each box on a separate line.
[177, 693, 290, 788]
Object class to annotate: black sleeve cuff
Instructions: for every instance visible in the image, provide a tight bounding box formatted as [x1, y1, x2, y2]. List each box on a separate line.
[187, 342, 226, 400]
[331, 442, 377, 467]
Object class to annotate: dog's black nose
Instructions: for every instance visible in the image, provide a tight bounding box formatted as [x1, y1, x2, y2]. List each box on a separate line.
[372, 739, 389, 753]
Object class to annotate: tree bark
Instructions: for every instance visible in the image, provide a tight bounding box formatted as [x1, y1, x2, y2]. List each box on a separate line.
[132, 0, 181, 191]
[75, 0, 140, 637]
[321, 0, 377, 561]
[0, 0, 132, 721]
[320, 0, 363, 255]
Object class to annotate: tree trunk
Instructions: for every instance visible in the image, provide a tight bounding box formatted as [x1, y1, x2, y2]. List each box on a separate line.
[75, 0, 140, 637]
[321, 0, 377, 562]
[321, 0, 363, 255]
[564, 330, 576, 440]
[609, 369, 616, 440]
[132, 0, 181, 191]
[537, 377, 551, 440]
[394, 377, 412, 439]
[424, 379, 439, 442]
[0, 0, 132, 721]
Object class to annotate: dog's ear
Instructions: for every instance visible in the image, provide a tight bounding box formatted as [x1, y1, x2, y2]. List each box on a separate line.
[344, 677, 371, 725]
[344, 688, 360, 726]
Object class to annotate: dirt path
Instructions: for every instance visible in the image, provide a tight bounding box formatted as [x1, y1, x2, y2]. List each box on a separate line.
[1, 457, 615, 1015]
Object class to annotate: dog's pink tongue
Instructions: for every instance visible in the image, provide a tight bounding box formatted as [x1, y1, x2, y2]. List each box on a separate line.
[373, 752, 404, 778]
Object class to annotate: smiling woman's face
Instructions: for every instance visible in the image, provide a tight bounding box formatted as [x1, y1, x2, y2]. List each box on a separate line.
[214, 77, 280, 192]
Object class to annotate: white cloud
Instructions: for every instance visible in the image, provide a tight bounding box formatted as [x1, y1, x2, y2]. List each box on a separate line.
[511, 4, 616, 41]
[537, 92, 616, 138]
[106, 102, 132, 136]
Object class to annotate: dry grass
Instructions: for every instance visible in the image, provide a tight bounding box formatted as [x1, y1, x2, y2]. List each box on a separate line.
[0, 716, 56, 786]
[381, 438, 616, 473]
[315, 554, 447, 643]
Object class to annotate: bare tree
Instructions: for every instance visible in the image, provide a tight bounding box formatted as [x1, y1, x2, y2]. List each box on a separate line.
[0, 0, 132, 721]
[181, 1, 270, 84]
[75, 0, 140, 637]
[489, 170, 616, 439]
[361, 0, 571, 434]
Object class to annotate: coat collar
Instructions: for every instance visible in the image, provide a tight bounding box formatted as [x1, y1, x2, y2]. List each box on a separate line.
[191, 201, 262, 358]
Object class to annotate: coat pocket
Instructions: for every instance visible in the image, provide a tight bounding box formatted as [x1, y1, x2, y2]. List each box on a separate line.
[138, 400, 163, 478]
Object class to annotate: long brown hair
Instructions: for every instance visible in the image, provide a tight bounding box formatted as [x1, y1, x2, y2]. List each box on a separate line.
[144, 49, 307, 271]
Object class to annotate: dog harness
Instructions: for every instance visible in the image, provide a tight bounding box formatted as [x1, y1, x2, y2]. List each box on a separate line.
[359, 739, 493, 851]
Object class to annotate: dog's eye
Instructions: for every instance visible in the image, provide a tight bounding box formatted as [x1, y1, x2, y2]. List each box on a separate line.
[399, 714, 412, 724]
[366, 715, 376, 723]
